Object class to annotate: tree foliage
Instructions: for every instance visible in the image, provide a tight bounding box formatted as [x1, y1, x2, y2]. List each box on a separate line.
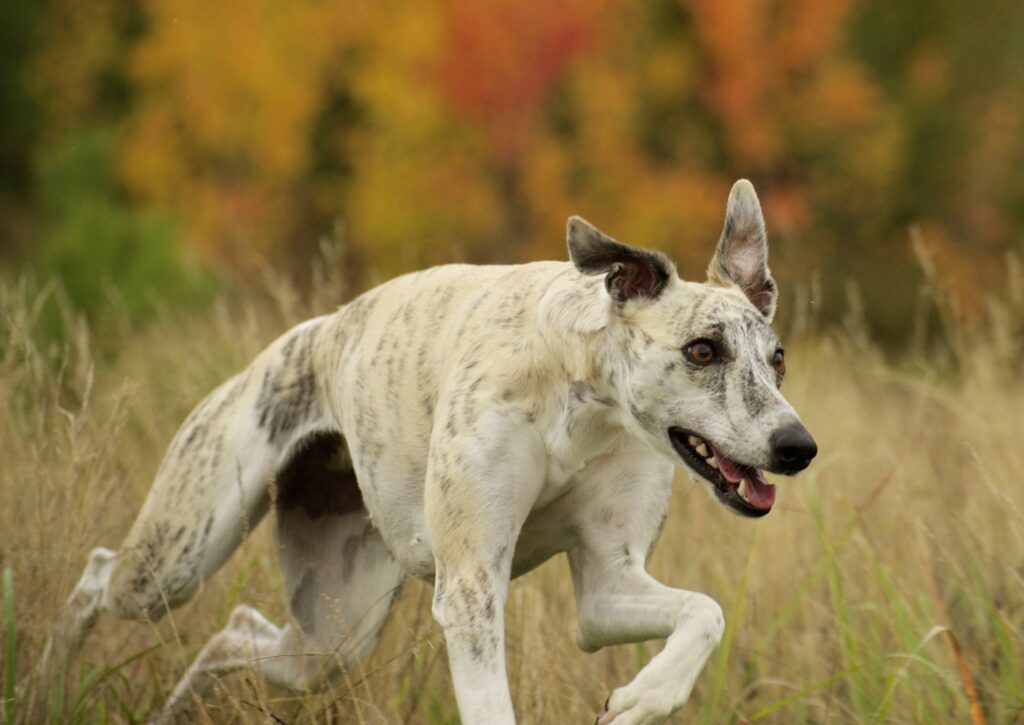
[6, 0, 1024, 335]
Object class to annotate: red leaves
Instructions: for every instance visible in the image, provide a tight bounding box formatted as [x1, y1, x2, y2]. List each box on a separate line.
[438, 0, 596, 157]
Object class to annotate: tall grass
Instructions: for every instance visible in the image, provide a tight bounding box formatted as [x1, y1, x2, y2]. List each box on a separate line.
[1, 260, 1022, 723]
[4, 567, 15, 724]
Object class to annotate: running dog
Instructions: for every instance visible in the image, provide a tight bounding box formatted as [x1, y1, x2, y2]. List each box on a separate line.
[42, 179, 816, 724]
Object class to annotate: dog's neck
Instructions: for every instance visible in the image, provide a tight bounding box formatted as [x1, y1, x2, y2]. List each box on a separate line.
[534, 269, 631, 421]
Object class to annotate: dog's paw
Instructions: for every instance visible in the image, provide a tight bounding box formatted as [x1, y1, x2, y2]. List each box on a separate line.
[596, 686, 677, 725]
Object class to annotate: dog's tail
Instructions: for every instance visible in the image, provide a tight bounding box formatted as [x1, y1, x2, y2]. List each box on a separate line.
[105, 316, 336, 618]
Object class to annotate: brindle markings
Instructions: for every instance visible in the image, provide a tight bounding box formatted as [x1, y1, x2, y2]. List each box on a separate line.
[255, 328, 324, 447]
[741, 368, 768, 417]
[676, 293, 714, 340]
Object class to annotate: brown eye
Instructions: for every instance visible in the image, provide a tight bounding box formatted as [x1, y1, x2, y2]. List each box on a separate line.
[684, 340, 717, 366]
[772, 348, 786, 375]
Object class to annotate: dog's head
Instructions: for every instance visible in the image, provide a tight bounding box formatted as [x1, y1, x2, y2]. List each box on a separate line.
[567, 179, 816, 517]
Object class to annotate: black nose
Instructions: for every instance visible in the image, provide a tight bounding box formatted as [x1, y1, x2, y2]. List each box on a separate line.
[770, 423, 817, 473]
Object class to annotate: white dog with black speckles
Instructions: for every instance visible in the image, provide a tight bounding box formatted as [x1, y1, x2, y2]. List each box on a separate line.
[40, 179, 816, 724]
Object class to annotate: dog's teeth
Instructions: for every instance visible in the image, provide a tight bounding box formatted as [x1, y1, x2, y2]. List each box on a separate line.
[687, 435, 700, 447]
[738, 480, 748, 500]
[696, 442, 709, 458]
[708, 457, 719, 469]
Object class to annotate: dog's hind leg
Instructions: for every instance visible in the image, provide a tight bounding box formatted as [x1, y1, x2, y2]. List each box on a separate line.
[33, 547, 116, 683]
[36, 319, 331, 690]
[154, 430, 405, 723]
[27, 371, 276, 709]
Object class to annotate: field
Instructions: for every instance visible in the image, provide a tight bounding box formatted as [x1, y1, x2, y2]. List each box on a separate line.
[2, 268, 1023, 724]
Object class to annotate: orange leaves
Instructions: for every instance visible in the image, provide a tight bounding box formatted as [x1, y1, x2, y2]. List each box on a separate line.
[773, 0, 853, 74]
[67, 0, 900, 276]
[685, 0, 866, 170]
[26, 0, 1015, 332]
[685, 0, 782, 166]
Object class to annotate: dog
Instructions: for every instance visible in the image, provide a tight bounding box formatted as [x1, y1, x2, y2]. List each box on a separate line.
[41, 179, 816, 724]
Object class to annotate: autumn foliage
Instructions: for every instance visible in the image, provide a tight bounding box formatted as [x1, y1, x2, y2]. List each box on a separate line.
[5, 0, 1024, 335]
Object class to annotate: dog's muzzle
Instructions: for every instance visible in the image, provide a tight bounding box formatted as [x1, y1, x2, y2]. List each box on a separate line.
[668, 422, 817, 518]
[668, 428, 776, 517]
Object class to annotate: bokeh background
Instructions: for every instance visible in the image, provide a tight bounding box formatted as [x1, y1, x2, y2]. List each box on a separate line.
[3, 2, 1024, 724]
[3, 0, 1024, 339]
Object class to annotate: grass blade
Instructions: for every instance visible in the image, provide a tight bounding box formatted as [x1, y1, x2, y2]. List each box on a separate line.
[748, 666, 862, 721]
[67, 644, 161, 721]
[943, 628, 986, 725]
[698, 520, 764, 724]
[3, 567, 15, 725]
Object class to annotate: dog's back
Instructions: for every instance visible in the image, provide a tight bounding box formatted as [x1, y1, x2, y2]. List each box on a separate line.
[106, 260, 574, 616]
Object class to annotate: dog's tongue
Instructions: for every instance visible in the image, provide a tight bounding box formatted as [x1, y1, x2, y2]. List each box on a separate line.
[712, 448, 776, 510]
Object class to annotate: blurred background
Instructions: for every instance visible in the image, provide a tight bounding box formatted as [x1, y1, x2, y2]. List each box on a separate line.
[4, 3, 1024, 723]
[2, 0, 1023, 344]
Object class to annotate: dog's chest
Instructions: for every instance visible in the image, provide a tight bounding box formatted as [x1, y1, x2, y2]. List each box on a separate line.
[537, 389, 622, 506]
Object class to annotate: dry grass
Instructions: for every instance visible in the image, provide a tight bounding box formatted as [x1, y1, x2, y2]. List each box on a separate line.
[2, 266, 1023, 724]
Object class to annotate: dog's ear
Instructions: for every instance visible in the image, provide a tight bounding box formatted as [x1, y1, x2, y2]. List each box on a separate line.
[567, 216, 674, 304]
[707, 179, 777, 320]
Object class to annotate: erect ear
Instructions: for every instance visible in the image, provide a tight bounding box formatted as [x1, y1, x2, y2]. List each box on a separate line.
[567, 216, 675, 304]
[707, 179, 777, 320]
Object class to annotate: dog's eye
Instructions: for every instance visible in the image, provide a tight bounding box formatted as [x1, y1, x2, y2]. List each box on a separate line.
[772, 348, 786, 375]
[684, 340, 717, 366]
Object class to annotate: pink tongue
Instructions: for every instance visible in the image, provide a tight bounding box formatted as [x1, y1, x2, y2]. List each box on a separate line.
[712, 448, 776, 510]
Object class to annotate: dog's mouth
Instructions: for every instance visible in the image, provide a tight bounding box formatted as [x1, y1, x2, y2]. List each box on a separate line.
[668, 427, 775, 517]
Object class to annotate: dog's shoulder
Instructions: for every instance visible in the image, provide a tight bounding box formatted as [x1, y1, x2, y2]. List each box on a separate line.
[332, 260, 576, 333]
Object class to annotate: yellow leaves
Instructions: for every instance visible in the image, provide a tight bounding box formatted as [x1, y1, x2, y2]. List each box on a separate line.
[11, 0, 1024, 360]
[348, 149, 503, 274]
[132, 0, 340, 169]
[803, 60, 881, 130]
[100, 0, 908, 270]
[343, 1, 501, 274]
[120, 0, 358, 261]
[119, 104, 186, 202]
[619, 173, 728, 277]
[644, 45, 697, 102]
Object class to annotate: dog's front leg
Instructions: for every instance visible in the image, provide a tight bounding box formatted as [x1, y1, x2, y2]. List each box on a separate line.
[426, 414, 546, 725]
[570, 539, 725, 724]
[431, 559, 515, 724]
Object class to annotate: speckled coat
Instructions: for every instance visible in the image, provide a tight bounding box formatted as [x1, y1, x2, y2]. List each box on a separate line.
[44, 180, 816, 725]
